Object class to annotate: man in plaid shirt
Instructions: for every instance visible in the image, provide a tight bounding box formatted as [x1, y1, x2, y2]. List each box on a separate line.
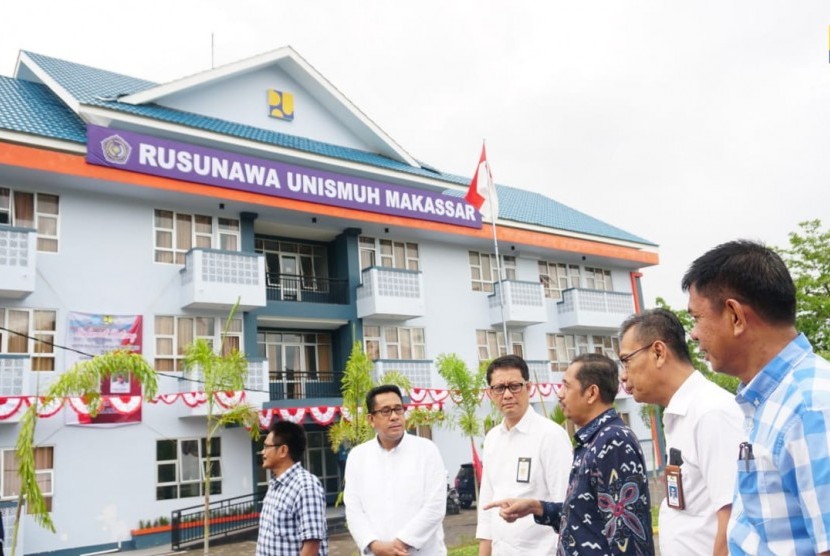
[683, 240, 830, 555]
[256, 420, 328, 556]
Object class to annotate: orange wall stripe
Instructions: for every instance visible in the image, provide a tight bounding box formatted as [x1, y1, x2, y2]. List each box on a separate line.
[1, 142, 658, 265]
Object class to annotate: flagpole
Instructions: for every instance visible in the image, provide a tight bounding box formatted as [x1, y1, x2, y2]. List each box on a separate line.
[482, 144, 510, 350]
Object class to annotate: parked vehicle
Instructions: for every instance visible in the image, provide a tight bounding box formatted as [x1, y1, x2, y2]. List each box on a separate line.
[446, 483, 461, 515]
[454, 463, 476, 509]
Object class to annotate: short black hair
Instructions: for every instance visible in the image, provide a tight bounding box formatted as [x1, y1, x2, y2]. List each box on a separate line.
[486, 354, 530, 385]
[571, 353, 618, 404]
[366, 384, 403, 413]
[620, 308, 692, 364]
[269, 420, 307, 463]
[681, 240, 796, 325]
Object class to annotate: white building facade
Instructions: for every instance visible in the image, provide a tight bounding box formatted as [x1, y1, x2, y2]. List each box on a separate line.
[0, 47, 658, 555]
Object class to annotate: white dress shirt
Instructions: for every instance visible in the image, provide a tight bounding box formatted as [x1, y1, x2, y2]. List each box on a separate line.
[476, 406, 573, 555]
[660, 371, 745, 556]
[344, 432, 447, 555]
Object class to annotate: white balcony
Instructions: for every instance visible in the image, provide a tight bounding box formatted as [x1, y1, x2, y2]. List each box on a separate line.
[177, 359, 269, 417]
[180, 249, 267, 311]
[526, 360, 554, 384]
[488, 280, 546, 327]
[356, 267, 425, 320]
[372, 359, 434, 388]
[0, 355, 33, 425]
[556, 288, 635, 332]
[0, 225, 36, 299]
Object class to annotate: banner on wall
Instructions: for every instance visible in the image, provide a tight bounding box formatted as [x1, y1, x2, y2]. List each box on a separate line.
[64, 313, 144, 426]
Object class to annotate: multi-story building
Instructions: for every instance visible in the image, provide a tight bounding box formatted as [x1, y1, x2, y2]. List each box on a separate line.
[0, 47, 658, 555]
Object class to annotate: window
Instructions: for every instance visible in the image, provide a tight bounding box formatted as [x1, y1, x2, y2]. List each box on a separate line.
[476, 329, 524, 361]
[153, 210, 240, 264]
[0, 308, 56, 371]
[256, 332, 334, 399]
[154, 316, 243, 372]
[547, 334, 619, 371]
[0, 188, 60, 252]
[538, 261, 582, 300]
[359, 236, 420, 271]
[469, 252, 516, 292]
[156, 438, 221, 500]
[584, 267, 613, 291]
[363, 326, 426, 360]
[255, 238, 329, 289]
[2, 447, 54, 512]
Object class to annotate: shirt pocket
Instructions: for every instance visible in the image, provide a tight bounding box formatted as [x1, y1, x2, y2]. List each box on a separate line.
[736, 442, 779, 526]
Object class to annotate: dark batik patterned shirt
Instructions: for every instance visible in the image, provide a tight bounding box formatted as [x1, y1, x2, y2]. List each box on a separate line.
[535, 408, 654, 555]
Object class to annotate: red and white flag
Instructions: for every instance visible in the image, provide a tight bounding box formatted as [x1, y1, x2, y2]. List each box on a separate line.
[465, 143, 499, 219]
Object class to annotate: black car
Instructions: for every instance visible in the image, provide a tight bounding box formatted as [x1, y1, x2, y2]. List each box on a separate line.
[454, 463, 476, 509]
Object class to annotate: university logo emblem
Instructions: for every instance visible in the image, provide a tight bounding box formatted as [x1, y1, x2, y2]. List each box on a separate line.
[100, 134, 132, 165]
[267, 88, 295, 121]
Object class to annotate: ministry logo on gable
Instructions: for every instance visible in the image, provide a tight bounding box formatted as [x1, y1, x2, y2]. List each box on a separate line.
[101, 134, 132, 165]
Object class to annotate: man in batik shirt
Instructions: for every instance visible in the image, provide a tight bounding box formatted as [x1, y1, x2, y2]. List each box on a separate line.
[484, 353, 654, 555]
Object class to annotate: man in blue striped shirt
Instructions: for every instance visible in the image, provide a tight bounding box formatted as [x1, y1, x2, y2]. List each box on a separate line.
[682, 240, 830, 555]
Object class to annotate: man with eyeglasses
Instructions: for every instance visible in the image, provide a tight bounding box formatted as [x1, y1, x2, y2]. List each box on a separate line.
[618, 308, 743, 556]
[476, 354, 572, 555]
[344, 384, 447, 555]
[484, 353, 654, 555]
[257, 420, 328, 556]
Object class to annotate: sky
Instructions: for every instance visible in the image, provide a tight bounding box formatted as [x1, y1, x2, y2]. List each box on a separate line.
[3, 1, 830, 310]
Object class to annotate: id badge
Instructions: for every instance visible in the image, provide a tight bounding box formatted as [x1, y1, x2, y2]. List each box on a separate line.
[665, 464, 685, 510]
[516, 457, 531, 483]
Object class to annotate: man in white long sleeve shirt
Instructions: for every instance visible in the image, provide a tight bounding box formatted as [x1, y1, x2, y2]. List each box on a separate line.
[477, 355, 572, 555]
[344, 384, 447, 555]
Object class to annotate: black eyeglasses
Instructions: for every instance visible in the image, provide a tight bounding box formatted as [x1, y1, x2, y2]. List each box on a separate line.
[370, 405, 405, 417]
[489, 382, 527, 396]
[262, 442, 284, 451]
[618, 342, 656, 368]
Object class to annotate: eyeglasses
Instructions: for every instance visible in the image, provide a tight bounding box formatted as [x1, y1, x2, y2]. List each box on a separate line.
[370, 405, 405, 417]
[261, 442, 284, 451]
[618, 342, 656, 368]
[488, 382, 527, 396]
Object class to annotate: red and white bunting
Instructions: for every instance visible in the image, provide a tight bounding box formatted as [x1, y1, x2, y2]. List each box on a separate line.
[180, 392, 208, 407]
[428, 389, 450, 403]
[408, 388, 429, 403]
[151, 393, 182, 405]
[258, 409, 276, 429]
[67, 396, 105, 416]
[35, 397, 65, 418]
[0, 397, 28, 419]
[109, 395, 143, 415]
[537, 383, 553, 397]
[309, 406, 338, 426]
[215, 391, 245, 409]
[277, 407, 307, 424]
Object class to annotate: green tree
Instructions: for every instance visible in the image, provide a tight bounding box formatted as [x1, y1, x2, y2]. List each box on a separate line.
[14, 350, 158, 556]
[776, 219, 830, 359]
[436, 354, 487, 502]
[181, 310, 261, 556]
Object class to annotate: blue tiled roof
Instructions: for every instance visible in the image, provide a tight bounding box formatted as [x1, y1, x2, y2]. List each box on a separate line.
[0, 76, 86, 143]
[5, 51, 654, 246]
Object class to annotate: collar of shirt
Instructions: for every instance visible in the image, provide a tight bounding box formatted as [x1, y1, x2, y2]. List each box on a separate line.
[497, 405, 536, 435]
[574, 407, 619, 448]
[372, 431, 410, 453]
[664, 370, 705, 417]
[736, 333, 811, 408]
[270, 461, 302, 488]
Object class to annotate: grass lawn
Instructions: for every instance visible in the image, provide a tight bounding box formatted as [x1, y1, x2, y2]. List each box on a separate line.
[448, 544, 478, 556]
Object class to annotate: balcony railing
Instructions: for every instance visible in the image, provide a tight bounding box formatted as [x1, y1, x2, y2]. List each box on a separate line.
[176, 359, 270, 415]
[265, 273, 349, 304]
[269, 371, 341, 400]
[180, 249, 266, 311]
[0, 225, 36, 299]
[372, 359, 434, 388]
[356, 267, 425, 320]
[556, 288, 635, 331]
[488, 280, 547, 327]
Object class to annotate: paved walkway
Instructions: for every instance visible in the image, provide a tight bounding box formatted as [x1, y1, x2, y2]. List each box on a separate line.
[143, 509, 477, 556]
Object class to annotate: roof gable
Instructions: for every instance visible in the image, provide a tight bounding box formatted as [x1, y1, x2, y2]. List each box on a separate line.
[117, 47, 417, 166]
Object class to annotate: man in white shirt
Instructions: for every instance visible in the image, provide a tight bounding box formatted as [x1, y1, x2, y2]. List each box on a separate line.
[618, 308, 744, 556]
[476, 355, 572, 555]
[344, 384, 447, 555]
